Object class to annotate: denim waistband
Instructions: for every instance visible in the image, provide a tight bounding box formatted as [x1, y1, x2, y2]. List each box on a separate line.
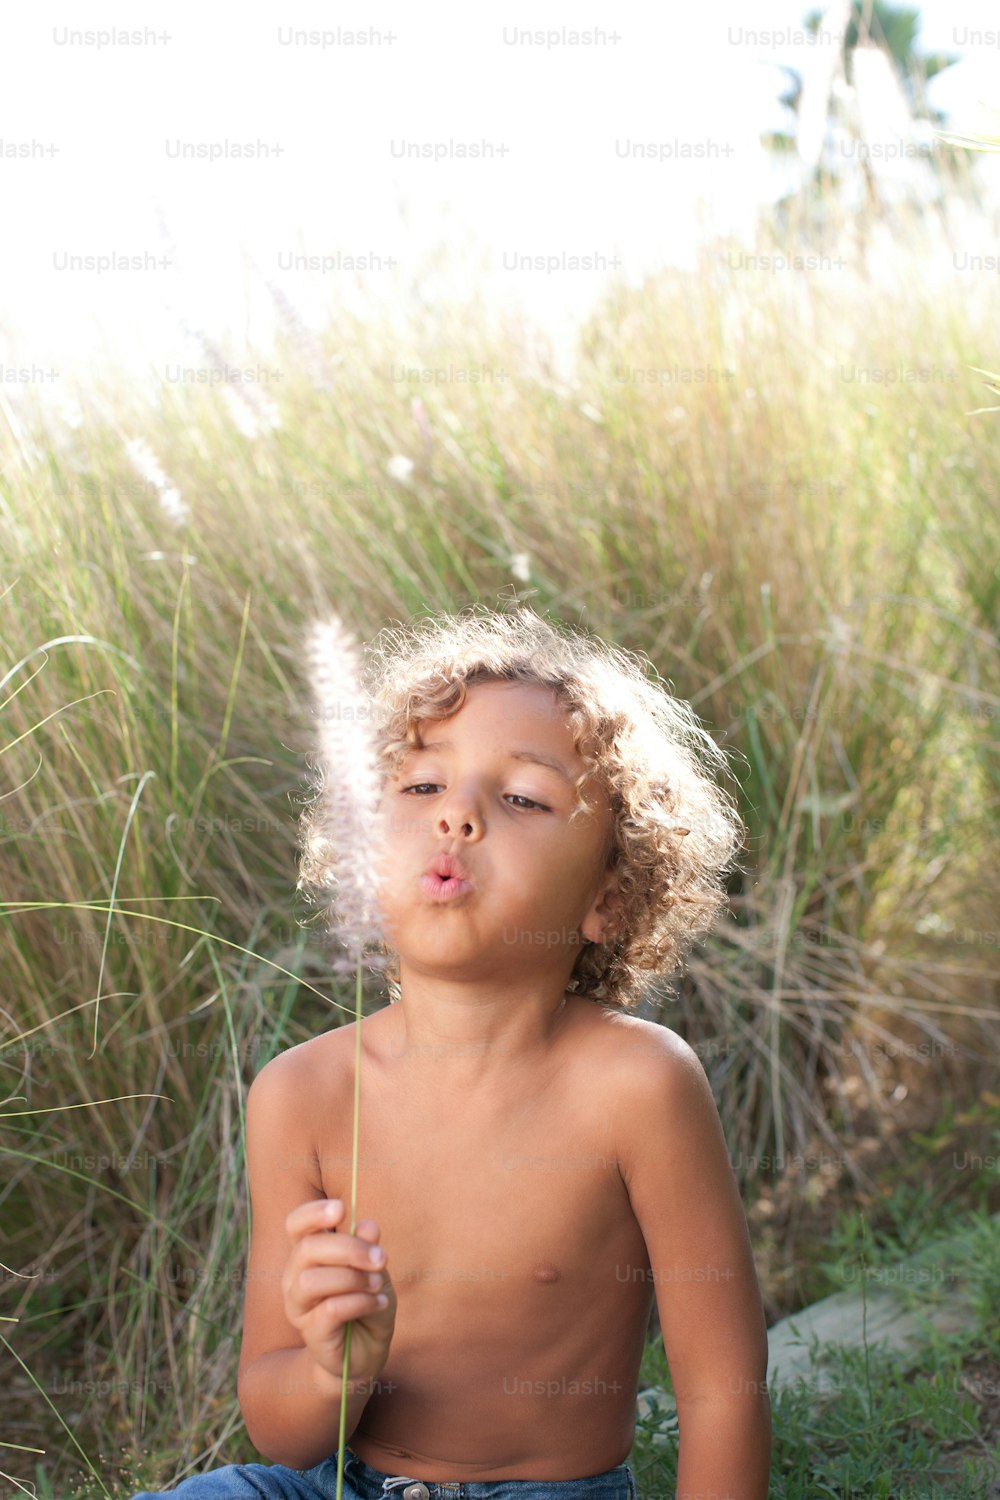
[341, 1446, 636, 1500]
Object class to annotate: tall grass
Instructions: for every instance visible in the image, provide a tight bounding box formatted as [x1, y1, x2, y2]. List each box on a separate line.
[2, 174, 999, 1493]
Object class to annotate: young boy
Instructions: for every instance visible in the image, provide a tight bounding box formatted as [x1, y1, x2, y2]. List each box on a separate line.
[134, 605, 771, 1500]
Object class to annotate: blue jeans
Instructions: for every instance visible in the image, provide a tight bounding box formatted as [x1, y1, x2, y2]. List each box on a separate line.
[129, 1444, 638, 1499]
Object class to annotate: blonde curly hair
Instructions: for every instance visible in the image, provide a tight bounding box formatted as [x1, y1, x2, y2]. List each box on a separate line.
[302, 602, 746, 1013]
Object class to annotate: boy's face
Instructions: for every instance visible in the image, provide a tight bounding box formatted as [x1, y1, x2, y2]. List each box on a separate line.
[374, 680, 621, 984]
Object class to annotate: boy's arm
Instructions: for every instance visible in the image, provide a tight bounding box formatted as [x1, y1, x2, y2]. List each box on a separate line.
[238, 1348, 374, 1466]
[236, 1051, 376, 1468]
[615, 1027, 771, 1500]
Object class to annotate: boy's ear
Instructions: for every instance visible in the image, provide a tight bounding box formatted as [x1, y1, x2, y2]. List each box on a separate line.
[581, 868, 624, 945]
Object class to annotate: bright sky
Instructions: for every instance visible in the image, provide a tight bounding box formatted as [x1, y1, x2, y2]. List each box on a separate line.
[2, 0, 999, 405]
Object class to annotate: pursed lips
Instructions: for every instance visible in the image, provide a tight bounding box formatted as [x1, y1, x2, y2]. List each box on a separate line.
[424, 852, 473, 883]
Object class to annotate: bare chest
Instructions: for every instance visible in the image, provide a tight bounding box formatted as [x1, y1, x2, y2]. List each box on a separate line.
[313, 1014, 648, 1321]
[308, 1008, 656, 1477]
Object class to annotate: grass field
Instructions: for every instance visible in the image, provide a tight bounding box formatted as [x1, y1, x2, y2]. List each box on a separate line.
[2, 181, 1000, 1497]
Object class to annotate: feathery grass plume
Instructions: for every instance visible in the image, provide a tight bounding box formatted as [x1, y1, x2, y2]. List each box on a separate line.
[297, 615, 390, 976]
[296, 614, 389, 1500]
[240, 246, 336, 394]
[264, 276, 336, 394]
[177, 316, 282, 436]
[124, 436, 190, 528]
[410, 395, 433, 458]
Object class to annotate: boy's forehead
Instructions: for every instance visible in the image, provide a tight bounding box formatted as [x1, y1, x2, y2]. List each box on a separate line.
[418, 680, 575, 743]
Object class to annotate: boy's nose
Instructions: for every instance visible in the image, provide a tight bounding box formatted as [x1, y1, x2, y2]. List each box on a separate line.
[438, 807, 481, 838]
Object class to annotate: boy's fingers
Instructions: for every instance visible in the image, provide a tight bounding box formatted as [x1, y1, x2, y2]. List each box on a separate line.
[285, 1200, 385, 1256]
[285, 1198, 343, 1239]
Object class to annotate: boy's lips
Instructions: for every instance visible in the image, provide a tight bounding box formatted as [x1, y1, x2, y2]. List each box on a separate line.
[420, 853, 474, 902]
[424, 853, 473, 882]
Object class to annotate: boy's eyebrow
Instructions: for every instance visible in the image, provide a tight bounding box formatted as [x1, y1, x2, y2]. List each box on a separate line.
[404, 738, 576, 784]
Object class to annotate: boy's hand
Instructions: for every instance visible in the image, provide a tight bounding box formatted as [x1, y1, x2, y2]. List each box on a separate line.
[282, 1198, 396, 1387]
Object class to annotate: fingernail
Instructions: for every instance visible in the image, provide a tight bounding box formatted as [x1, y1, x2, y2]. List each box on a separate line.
[369, 1246, 384, 1265]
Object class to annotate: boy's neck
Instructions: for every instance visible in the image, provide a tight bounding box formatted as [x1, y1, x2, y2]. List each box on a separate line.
[380, 975, 575, 1091]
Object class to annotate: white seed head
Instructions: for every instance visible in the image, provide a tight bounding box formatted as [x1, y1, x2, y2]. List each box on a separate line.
[386, 454, 415, 485]
[124, 436, 190, 528]
[298, 615, 389, 971]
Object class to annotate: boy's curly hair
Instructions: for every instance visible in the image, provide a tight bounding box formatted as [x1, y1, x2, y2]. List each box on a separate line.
[301, 602, 746, 1013]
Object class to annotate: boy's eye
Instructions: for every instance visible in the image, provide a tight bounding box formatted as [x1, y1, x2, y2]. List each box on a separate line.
[400, 783, 548, 812]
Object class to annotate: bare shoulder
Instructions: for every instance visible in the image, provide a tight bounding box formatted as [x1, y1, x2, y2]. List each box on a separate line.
[579, 1010, 718, 1177]
[247, 1026, 352, 1105]
[580, 1004, 702, 1078]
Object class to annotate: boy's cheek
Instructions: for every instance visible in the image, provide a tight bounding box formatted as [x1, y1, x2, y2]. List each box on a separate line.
[381, 806, 426, 841]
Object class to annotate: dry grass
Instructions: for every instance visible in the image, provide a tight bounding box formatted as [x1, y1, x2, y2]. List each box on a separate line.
[1, 170, 999, 1494]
